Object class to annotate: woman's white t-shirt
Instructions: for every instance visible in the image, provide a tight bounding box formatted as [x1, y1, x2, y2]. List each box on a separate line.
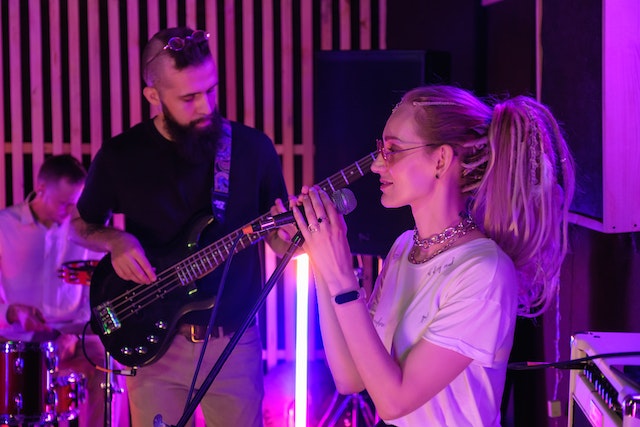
[370, 231, 518, 427]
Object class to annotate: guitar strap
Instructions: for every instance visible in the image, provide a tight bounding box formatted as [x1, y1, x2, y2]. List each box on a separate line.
[211, 118, 232, 223]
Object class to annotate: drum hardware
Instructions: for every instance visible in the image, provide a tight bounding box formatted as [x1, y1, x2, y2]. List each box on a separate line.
[0, 259, 114, 425]
[0, 340, 58, 426]
[79, 326, 134, 427]
[61, 259, 133, 427]
[50, 371, 87, 423]
[101, 350, 128, 427]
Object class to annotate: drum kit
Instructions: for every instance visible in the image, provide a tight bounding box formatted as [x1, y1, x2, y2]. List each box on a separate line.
[0, 260, 119, 427]
[0, 340, 86, 426]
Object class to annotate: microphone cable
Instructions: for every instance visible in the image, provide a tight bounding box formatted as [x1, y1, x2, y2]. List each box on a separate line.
[508, 350, 640, 371]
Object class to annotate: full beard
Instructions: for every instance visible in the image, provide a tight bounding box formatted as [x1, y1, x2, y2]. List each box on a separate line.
[162, 104, 223, 164]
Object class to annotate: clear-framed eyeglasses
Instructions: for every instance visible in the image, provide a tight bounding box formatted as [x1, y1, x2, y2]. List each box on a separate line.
[146, 30, 211, 66]
[375, 139, 436, 162]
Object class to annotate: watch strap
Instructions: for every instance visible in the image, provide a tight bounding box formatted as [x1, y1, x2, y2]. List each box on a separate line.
[333, 287, 366, 305]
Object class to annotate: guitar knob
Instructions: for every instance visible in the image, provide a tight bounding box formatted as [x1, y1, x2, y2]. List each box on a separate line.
[135, 346, 148, 355]
[155, 321, 167, 330]
[121, 347, 133, 356]
[147, 335, 159, 344]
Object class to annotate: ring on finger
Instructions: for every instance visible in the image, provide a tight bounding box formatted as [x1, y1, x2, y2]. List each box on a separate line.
[308, 223, 320, 233]
[317, 216, 327, 223]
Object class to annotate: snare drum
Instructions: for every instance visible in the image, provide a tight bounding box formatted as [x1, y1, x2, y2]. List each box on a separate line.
[0, 341, 57, 425]
[51, 371, 86, 421]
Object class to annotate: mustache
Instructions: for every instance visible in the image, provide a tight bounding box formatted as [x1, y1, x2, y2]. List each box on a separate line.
[190, 114, 215, 127]
[161, 107, 222, 164]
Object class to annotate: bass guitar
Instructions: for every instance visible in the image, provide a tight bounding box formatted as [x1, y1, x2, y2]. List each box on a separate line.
[90, 152, 376, 367]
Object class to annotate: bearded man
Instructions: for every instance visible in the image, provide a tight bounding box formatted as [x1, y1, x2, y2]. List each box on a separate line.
[70, 27, 290, 427]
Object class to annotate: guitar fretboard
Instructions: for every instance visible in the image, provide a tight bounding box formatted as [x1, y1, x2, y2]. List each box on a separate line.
[173, 151, 376, 283]
[92, 151, 379, 365]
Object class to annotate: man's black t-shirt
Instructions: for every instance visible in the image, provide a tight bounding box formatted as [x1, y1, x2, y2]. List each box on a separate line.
[78, 119, 288, 329]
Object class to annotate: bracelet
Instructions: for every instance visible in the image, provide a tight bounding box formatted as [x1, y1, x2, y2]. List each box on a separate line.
[333, 287, 366, 305]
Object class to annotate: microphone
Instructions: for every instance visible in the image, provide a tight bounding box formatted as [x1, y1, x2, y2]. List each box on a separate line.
[242, 188, 357, 234]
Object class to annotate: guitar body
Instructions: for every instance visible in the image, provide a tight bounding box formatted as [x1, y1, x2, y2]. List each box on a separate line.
[89, 216, 217, 367]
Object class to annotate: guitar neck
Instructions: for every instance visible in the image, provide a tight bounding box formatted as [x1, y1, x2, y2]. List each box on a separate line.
[171, 152, 376, 284]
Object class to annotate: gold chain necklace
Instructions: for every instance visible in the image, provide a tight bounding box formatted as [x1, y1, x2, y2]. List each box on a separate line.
[408, 216, 476, 264]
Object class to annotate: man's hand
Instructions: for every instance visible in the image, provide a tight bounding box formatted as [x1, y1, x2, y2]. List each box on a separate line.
[109, 233, 157, 284]
[6, 303, 52, 332]
[265, 196, 303, 257]
[70, 206, 156, 284]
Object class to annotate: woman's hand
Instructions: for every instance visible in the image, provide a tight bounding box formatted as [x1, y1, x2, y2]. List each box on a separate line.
[292, 186, 356, 294]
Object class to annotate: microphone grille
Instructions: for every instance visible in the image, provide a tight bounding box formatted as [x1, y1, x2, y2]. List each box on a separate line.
[331, 188, 357, 215]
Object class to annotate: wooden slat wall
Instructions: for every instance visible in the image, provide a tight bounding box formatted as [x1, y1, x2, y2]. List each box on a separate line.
[0, 0, 386, 366]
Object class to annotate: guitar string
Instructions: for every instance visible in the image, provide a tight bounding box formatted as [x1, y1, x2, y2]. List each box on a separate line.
[102, 218, 268, 313]
[101, 156, 376, 323]
[101, 155, 376, 323]
[104, 231, 258, 320]
[94, 155, 377, 362]
[97, 154, 376, 327]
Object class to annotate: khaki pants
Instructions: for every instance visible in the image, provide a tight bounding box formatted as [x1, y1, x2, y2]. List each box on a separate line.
[126, 325, 264, 427]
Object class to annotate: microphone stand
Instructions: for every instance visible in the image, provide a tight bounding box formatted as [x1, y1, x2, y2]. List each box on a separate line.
[155, 231, 305, 427]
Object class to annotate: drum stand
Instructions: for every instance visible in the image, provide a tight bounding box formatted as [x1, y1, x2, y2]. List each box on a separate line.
[318, 391, 377, 427]
[102, 350, 125, 427]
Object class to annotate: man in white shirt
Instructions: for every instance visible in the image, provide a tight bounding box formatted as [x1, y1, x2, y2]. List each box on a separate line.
[0, 154, 128, 427]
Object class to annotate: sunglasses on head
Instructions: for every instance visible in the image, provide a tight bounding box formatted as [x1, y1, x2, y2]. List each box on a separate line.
[146, 30, 210, 66]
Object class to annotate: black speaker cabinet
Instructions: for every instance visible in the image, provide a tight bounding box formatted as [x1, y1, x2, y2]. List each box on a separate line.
[314, 50, 450, 256]
[541, 0, 640, 233]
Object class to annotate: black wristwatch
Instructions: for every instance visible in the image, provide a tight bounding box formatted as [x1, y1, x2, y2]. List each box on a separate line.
[333, 287, 366, 305]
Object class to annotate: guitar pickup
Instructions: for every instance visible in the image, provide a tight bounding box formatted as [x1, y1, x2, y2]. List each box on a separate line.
[93, 303, 121, 335]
